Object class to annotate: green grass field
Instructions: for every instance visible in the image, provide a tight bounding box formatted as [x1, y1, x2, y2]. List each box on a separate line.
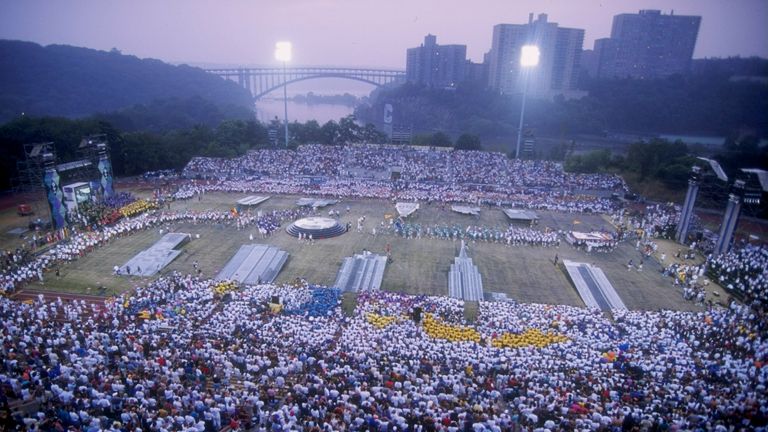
[2, 191, 728, 311]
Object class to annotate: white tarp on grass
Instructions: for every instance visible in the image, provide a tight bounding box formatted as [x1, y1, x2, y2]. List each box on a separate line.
[296, 198, 338, 208]
[237, 195, 270, 206]
[452, 205, 481, 216]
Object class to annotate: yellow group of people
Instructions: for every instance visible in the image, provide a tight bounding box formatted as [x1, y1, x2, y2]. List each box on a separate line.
[137, 309, 164, 320]
[490, 328, 569, 349]
[423, 314, 481, 343]
[213, 280, 239, 296]
[365, 312, 403, 329]
[119, 199, 158, 218]
[363, 312, 568, 349]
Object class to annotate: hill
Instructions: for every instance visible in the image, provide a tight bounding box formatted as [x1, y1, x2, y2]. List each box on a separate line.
[0, 40, 254, 122]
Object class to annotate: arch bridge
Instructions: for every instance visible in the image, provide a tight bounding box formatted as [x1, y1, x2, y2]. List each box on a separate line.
[205, 67, 406, 100]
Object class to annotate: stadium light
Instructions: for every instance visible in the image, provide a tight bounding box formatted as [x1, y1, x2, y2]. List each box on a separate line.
[515, 45, 540, 159]
[274, 41, 292, 62]
[520, 45, 540, 67]
[275, 41, 292, 147]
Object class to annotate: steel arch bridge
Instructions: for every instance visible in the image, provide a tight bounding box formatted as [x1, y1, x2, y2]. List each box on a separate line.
[204, 67, 406, 100]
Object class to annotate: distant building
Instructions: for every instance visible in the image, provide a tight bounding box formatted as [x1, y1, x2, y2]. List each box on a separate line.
[487, 13, 584, 98]
[465, 59, 488, 86]
[594, 10, 701, 79]
[579, 49, 598, 78]
[406, 34, 467, 88]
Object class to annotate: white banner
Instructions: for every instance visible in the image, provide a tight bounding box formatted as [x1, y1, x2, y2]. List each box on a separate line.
[384, 103, 393, 124]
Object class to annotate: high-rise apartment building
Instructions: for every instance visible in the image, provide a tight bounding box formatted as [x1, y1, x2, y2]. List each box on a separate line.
[406, 34, 467, 87]
[487, 14, 584, 97]
[594, 9, 701, 79]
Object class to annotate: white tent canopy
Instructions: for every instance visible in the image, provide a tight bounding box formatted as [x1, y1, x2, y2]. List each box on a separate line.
[395, 202, 419, 217]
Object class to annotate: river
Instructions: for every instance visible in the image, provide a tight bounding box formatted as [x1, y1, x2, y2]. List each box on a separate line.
[253, 78, 374, 124]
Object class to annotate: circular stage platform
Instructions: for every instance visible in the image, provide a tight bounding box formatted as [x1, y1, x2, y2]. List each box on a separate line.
[286, 217, 346, 239]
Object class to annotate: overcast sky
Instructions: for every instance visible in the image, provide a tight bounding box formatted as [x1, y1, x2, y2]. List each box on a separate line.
[1, 0, 766, 68]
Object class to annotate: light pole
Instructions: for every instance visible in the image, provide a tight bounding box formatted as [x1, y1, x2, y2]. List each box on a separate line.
[275, 41, 292, 147]
[515, 45, 540, 159]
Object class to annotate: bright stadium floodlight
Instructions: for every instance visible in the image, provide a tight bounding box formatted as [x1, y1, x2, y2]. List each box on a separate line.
[274, 41, 292, 62]
[520, 45, 540, 67]
[275, 41, 292, 147]
[515, 45, 540, 159]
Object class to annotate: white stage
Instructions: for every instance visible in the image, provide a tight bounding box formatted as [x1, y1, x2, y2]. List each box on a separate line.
[449, 241, 484, 301]
[563, 260, 626, 311]
[566, 231, 614, 247]
[121, 233, 190, 277]
[334, 252, 387, 292]
[216, 244, 288, 284]
[294, 217, 337, 230]
[503, 209, 539, 221]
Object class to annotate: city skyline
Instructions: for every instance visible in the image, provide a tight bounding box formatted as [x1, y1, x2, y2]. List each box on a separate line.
[0, 0, 766, 69]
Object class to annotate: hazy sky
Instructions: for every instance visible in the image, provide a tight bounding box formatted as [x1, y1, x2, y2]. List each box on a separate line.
[1, 0, 766, 68]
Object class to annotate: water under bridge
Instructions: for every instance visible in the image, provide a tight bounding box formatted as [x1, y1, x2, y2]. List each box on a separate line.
[205, 67, 406, 100]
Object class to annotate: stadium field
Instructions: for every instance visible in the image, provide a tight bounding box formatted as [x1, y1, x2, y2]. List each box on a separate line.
[4, 191, 727, 311]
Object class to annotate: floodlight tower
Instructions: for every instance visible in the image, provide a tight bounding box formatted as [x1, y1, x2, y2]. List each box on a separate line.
[714, 179, 746, 255]
[675, 165, 701, 244]
[275, 41, 292, 147]
[515, 45, 540, 159]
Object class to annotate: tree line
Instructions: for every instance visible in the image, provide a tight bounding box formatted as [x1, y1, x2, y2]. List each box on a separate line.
[563, 136, 767, 214]
[0, 108, 392, 190]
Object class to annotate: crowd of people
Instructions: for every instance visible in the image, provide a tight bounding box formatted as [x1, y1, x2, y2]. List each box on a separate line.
[173, 178, 618, 215]
[183, 145, 627, 192]
[0, 206, 313, 296]
[1, 275, 766, 431]
[177, 145, 626, 214]
[77, 193, 137, 227]
[661, 261, 709, 303]
[390, 222, 559, 248]
[609, 204, 680, 243]
[707, 242, 768, 313]
[3, 143, 768, 430]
